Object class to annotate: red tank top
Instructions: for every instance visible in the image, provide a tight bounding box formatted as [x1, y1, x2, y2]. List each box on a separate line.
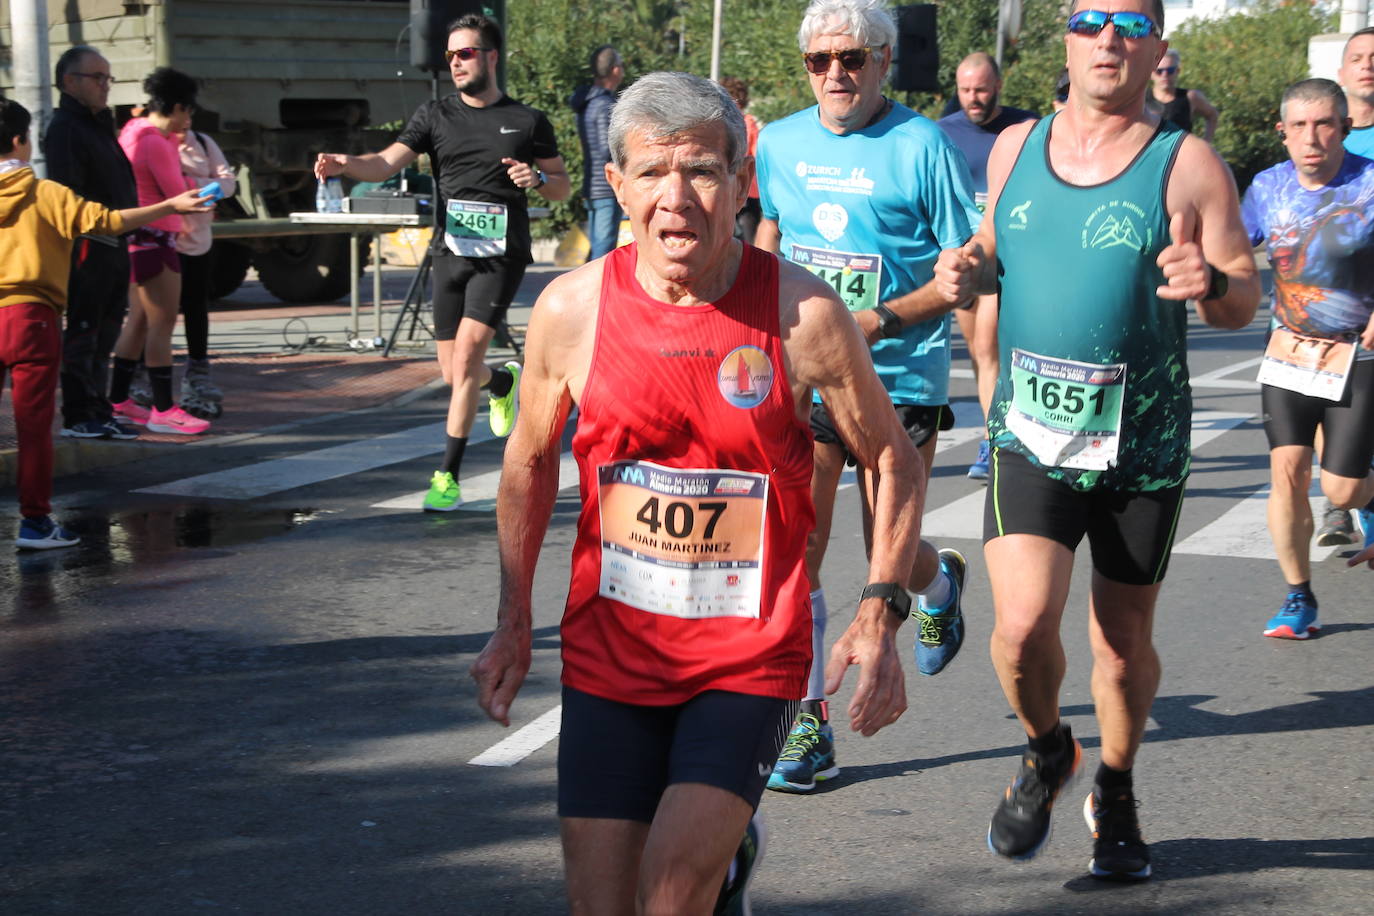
[562, 243, 815, 704]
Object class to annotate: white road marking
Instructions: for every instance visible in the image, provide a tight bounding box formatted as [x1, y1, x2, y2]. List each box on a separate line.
[468, 705, 563, 767]
[1173, 477, 1341, 561]
[372, 451, 580, 511]
[1190, 356, 1262, 390]
[920, 411, 1254, 541]
[137, 421, 485, 499]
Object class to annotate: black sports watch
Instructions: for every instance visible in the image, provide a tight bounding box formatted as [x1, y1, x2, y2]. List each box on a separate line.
[873, 303, 902, 339]
[1204, 264, 1228, 301]
[534, 169, 547, 188]
[860, 582, 912, 620]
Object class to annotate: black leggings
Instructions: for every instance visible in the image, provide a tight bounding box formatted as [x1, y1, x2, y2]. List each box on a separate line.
[1262, 357, 1374, 479]
[178, 250, 212, 361]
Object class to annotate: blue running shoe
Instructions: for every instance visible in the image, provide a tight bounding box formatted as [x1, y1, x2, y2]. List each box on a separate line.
[1358, 502, 1374, 551]
[716, 812, 766, 915]
[15, 516, 81, 551]
[766, 712, 838, 793]
[968, 439, 991, 481]
[914, 548, 966, 676]
[1262, 590, 1319, 639]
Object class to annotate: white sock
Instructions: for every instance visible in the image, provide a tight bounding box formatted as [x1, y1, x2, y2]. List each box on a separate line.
[807, 589, 827, 701]
[918, 564, 952, 610]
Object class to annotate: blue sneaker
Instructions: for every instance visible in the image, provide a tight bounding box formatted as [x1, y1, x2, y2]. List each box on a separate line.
[968, 439, 991, 481]
[766, 712, 838, 793]
[716, 812, 766, 915]
[914, 548, 966, 675]
[15, 516, 81, 551]
[1262, 590, 1319, 640]
[1358, 503, 1374, 550]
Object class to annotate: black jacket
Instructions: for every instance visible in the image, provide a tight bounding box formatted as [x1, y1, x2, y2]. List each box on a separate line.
[570, 84, 616, 201]
[42, 92, 137, 211]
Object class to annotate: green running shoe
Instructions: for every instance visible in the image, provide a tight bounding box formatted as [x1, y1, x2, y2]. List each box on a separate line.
[488, 360, 522, 438]
[422, 470, 461, 512]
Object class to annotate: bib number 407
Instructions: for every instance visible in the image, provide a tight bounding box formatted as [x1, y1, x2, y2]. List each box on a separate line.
[635, 497, 728, 539]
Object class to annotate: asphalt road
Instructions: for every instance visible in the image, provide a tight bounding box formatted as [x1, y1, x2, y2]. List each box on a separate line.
[3, 310, 1372, 915]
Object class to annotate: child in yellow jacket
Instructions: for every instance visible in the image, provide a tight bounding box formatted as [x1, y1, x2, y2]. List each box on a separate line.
[1, 98, 212, 549]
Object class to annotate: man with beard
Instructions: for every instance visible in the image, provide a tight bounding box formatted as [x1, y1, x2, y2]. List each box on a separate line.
[938, 52, 1039, 481]
[316, 13, 570, 512]
[1240, 78, 1374, 639]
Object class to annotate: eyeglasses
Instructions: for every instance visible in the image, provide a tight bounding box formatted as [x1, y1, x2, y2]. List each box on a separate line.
[1065, 10, 1160, 40]
[69, 72, 115, 86]
[444, 47, 491, 64]
[802, 47, 871, 75]
[1154, 66, 1179, 75]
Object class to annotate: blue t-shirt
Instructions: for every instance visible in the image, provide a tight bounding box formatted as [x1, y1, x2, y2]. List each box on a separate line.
[1345, 125, 1374, 159]
[757, 102, 980, 405]
[1241, 153, 1374, 356]
[936, 106, 1039, 206]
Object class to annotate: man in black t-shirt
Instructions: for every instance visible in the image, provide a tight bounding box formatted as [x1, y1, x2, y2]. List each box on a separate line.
[316, 13, 569, 512]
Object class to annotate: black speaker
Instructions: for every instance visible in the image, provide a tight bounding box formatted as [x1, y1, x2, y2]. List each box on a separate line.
[410, 0, 493, 73]
[891, 4, 938, 93]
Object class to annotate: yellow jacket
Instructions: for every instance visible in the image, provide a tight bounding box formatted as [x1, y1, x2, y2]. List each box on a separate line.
[0, 163, 126, 314]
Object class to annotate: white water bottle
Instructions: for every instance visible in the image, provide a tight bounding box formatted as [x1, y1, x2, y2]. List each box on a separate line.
[327, 178, 344, 213]
[316, 179, 330, 213]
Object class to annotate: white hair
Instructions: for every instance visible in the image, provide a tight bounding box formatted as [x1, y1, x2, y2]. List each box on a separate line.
[608, 71, 747, 172]
[797, 0, 897, 52]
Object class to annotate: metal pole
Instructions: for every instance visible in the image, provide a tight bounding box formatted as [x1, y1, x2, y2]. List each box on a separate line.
[710, 0, 723, 82]
[9, 0, 53, 178]
[1340, 0, 1369, 34]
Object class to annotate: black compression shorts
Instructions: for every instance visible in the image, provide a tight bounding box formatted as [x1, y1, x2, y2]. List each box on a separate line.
[431, 253, 526, 340]
[983, 447, 1186, 586]
[811, 402, 954, 466]
[557, 686, 797, 823]
[1262, 358, 1374, 479]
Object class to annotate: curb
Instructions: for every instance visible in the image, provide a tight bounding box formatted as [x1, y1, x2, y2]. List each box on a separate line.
[0, 375, 452, 489]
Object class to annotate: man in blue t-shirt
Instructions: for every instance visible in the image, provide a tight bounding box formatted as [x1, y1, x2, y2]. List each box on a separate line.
[1339, 28, 1374, 158]
[754, 0, 979, 796]
[937, 52, 1038, 481]
[1240, 78, 1374, 640]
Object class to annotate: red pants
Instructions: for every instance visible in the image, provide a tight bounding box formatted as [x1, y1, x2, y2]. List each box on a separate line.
[1, 303, 62, 518]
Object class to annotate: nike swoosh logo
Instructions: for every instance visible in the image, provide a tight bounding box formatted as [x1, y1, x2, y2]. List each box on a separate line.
[500, 127, 518, 134]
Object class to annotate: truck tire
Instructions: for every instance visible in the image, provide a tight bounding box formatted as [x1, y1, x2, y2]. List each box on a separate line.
[253, 234, 368, 303]
[209, 241, 252, 300]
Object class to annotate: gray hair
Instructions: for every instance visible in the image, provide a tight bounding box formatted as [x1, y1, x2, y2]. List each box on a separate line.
[608, 71, 747, 171]
[1162, 48, 1180, 64]
[1280, 77, 1348, 122]
[797, 0, 897, 52]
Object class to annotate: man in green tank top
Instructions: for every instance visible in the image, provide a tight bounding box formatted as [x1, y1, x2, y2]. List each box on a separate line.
[935, 0, 1260, 883]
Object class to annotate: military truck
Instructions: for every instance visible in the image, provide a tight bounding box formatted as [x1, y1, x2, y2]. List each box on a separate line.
[0, 0, 468, 301]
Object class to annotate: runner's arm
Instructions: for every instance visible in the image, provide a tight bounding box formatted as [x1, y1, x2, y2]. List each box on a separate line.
[314, 142, 417, 183]
[754, 218, 781, 253]
[472, 274, 583, 726]
[781, 266, 923, 736]
[1189, 89, 1220, 143]
[532, 155, 572, 202]
[1162, 136, 1260, 329]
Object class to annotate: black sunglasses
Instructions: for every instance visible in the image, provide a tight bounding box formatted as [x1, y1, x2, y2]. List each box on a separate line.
[1066, 10, 1159, 40]
[444, 47, 491, 64]
[803, 47, 871, 75]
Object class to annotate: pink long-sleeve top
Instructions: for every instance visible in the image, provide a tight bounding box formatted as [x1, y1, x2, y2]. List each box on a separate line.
[176, 130, 237, 256]
[118, 117, 190, 235]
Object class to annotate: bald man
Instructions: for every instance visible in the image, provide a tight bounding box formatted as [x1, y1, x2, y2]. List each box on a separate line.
[937, 52, 1039, 481]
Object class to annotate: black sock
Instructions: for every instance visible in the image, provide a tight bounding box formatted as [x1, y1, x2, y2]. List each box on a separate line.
[441, 436, 467, 476]
[1028, 722, 1068, 757]
[1095, 763, 1133, 794]
[149, 365, 174, 412]
[485, 366, 513, 398]
[800, 698, 828, 724]
[110, 357, 138, 404]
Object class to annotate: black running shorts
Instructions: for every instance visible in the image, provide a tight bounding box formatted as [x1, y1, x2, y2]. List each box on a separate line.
[1262, 357, 1374, 479]
[983, 447, 1186, 586]
[811, 401, 954, 465]
[431, 253, 526, 340]
[557, 685, 798, 823]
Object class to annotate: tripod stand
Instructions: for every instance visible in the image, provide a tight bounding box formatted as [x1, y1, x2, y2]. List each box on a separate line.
[381, 248, 523, 359]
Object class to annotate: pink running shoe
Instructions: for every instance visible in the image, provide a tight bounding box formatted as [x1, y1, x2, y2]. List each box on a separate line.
[147, 405, 211, 435]
[112, 398, 152, 425]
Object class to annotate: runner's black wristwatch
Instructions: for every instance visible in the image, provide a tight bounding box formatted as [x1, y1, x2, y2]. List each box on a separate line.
[873, 303, 902, 339]
[861, 582, 911, 620]
[1204, 264, 1228, 301]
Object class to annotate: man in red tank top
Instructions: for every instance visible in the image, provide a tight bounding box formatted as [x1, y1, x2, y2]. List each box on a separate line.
[471, 71, 931, 914]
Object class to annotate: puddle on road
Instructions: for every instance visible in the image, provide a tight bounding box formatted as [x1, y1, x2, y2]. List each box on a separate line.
[7, 506, 329, 618]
